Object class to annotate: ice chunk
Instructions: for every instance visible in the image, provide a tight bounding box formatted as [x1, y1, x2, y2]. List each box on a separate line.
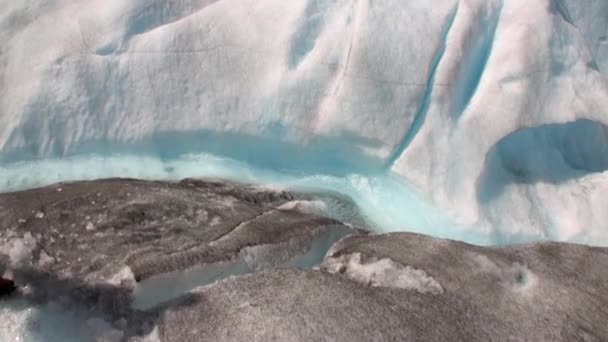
[278, 200, 329, 215]
[1, 232, 37, 266]
[86, 222, 96, 231]
[321, 253, 444, 294]
[107, 266, 136, 288]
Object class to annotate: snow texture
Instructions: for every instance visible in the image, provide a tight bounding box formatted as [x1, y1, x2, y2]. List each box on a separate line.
[0, 232, 37, 266]
[321, 252, 444, 294]
[0, 0, 607, 245]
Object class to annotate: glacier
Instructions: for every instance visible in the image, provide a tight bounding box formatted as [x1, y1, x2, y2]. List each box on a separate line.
[1, 0, 607, 246]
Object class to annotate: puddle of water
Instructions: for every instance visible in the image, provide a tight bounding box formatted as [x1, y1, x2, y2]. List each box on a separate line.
[132, 260, 251, 310]
[132, 226, 354, 310]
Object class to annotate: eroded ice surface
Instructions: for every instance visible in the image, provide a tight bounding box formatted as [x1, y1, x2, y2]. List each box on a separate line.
[1, 0, 607, 245]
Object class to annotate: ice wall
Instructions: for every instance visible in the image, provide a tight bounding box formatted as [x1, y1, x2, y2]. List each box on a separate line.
[0, 0, 607, 245]
[392, 0, 608, 244]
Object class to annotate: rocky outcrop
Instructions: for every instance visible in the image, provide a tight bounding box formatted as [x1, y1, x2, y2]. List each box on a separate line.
[152, 232, 608, 341]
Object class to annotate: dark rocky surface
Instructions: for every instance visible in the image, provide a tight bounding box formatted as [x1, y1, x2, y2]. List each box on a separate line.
[0, 178, 356, 280]
[0, 178, 607, 341]
[147, 233, 608, 342]
[0, 178, 360, 339]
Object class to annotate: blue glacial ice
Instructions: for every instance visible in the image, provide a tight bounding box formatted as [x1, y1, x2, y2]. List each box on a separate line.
[1, 0, 607, 246]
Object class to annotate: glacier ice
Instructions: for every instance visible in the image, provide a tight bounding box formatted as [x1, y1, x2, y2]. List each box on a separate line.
[1, 0, 607, 245]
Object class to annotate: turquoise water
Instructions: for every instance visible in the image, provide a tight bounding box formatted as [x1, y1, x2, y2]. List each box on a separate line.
[0, 152, 491, 245]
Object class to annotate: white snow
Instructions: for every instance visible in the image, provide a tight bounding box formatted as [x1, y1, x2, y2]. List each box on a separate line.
[1, 232, 37, 266]
[321, 252, 444, 294]
[86, 222, 96, 231]
[107, 266, 136, 288]
[279, 198, 366, 227]
[0, 0, 607, 246]
[391, 0, 608, 245]
[278, 200, 329, 215]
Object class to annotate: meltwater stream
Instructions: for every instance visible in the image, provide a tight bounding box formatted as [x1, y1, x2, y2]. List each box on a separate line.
[0, 152, 490, 245]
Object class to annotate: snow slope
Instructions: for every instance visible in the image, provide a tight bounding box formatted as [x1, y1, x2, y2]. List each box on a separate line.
[0, 0, 607, 245]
